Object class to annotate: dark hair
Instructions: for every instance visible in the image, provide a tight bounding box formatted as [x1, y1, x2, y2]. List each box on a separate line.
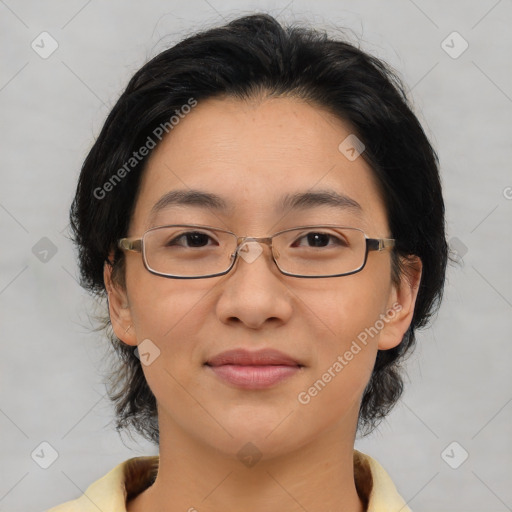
[69, 13, 448, 444]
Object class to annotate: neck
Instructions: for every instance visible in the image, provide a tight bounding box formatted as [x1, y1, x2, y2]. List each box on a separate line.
[128, 415, 366, 512]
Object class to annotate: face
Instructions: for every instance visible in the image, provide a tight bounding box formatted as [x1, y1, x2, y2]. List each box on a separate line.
[106, 95, 419, 461]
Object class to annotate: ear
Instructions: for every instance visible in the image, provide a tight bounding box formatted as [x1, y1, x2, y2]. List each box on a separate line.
[103, 252, 138, 347]
[378, 255, 423, 350]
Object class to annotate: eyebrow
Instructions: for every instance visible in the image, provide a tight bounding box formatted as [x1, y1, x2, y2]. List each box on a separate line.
[148, 188, 363, 224]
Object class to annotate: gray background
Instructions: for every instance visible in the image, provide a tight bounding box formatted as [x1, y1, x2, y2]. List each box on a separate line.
[1, 1, 511, 510]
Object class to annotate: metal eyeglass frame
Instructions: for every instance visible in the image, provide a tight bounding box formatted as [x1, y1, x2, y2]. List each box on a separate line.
[117, 224, 396, 279]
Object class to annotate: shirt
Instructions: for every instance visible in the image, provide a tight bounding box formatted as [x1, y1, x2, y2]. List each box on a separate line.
[47, 450, 411, 511]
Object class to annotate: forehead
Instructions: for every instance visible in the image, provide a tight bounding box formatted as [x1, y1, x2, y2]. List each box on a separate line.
[130, 96, 388, 234]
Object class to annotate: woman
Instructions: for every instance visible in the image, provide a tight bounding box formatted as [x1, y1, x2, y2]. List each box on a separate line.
[50, 13, 447, 511]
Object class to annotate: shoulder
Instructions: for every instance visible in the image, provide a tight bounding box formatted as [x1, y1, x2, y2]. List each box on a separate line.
[46, 456, 159, 512]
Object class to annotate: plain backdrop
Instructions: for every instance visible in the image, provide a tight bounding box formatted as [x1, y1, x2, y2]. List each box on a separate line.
[1, 1, 511, 511]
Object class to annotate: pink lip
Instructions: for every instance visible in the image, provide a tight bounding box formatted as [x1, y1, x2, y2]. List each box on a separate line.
[205, 349, 303, 390]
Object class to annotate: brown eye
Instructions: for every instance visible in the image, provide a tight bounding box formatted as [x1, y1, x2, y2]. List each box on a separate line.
[292, 232, 346, 248]
[167, 232, 214, 248]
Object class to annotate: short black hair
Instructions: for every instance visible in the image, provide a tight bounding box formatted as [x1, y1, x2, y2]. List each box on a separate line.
[69, 13, 448, 444]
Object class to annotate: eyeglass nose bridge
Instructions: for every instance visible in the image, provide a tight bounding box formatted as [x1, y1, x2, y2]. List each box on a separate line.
[232, 235, 279, 263]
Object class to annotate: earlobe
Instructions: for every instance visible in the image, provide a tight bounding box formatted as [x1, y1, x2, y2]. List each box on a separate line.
[103, 257, 138, 347]
[378, 256, 423, 351]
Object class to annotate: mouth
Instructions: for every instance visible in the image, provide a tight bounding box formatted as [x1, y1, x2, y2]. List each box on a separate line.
[204, 348, 304, 390]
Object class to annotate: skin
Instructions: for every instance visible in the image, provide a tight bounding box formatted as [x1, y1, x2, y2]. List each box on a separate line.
[104, 95, 422, 512]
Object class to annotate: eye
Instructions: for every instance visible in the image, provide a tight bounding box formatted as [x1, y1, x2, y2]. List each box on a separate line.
[292, 231, 347, 248]
[166, 231, 218, 248]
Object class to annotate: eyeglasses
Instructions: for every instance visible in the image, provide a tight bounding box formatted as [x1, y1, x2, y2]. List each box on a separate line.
[117, 224, 395, 279]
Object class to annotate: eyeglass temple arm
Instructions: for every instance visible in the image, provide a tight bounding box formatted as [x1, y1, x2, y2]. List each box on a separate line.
[367, 238, 395, 252]
[118, 238, 142, 252]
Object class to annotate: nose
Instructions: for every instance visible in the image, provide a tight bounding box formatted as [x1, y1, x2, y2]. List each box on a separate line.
[215, 240, 293, 329]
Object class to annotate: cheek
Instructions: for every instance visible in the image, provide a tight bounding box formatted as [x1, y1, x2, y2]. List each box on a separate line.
[127, 277, 215, 409]
[293, 269, 391, 353]
[303, 286, 381, 387]
[126, 264, 214, 342]
[292, 263, 392, 401]
[293, 283, 385, 426]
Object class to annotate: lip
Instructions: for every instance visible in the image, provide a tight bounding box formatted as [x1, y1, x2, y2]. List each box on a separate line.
[206, 348, 301, 367]
[205, 348, 303, 390]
